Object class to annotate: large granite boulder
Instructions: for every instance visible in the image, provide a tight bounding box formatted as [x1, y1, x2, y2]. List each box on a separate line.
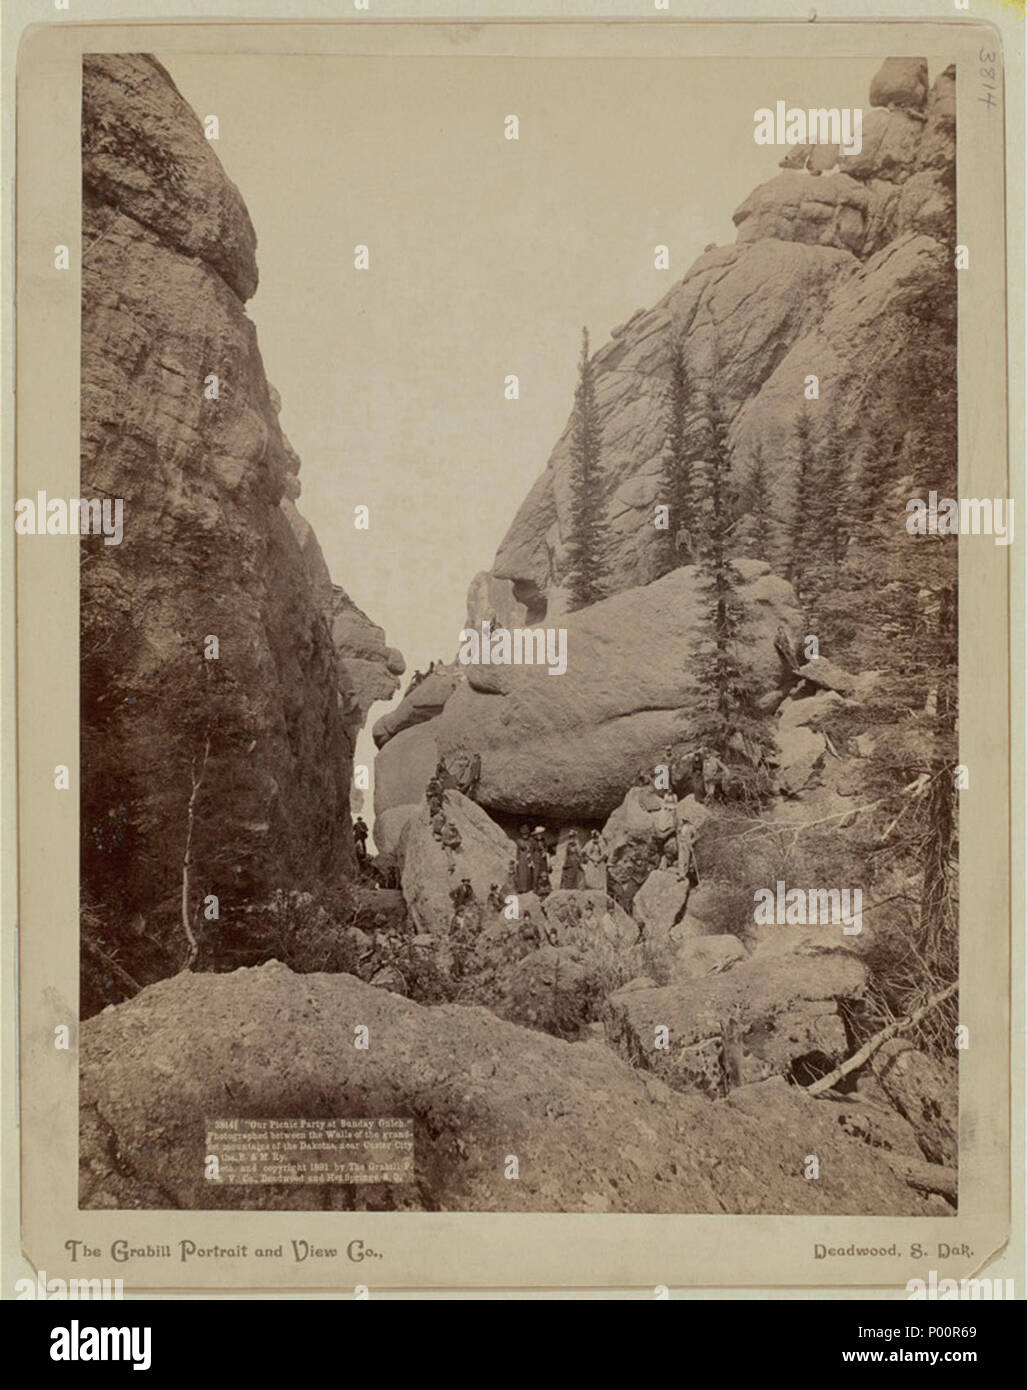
[400, 791, 514, 937]
[406, 562, 800, 821]
[80, 961, 934, 1214]
[603, 940, 869, 1098]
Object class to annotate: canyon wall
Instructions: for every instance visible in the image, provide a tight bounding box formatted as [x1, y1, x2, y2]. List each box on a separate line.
[80, 55, 401, 1008]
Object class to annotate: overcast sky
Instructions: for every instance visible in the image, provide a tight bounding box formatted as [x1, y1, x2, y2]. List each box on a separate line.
[162, 52, 895, 821]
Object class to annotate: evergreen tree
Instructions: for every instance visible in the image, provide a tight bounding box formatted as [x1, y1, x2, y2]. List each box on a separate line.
[734, 440, 781, 567]
[690, 388, 776, 800]
[658, 337, 694, 574]
[787, 407, 818, 605]
[565, 327, 606, 609]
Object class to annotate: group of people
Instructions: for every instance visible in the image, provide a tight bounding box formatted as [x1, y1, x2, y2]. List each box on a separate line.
[511, 825, 609, 898]
[426, 757, 483, 874]
[427, 754, 481, 809]
[405, 659, 446, 697]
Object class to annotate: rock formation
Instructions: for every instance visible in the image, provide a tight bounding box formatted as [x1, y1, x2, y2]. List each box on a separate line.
[376, 559, 800, 820]
[463, 60, 954, 617]
[80, 55, 400, 1009]
[80, 961, 946, 1214]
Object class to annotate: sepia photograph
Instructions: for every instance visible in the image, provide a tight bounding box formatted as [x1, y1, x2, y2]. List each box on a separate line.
[4, 3, 1021, 1323]
[76, 48, 962, 1217]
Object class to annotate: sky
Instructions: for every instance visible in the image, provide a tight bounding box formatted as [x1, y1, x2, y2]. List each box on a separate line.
[162, 52, 893, 825]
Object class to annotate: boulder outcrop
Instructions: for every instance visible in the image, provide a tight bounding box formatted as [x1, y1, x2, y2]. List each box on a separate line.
[603, 936, 869, 1098]
[375, 561, 799, 820]
[80, 962, 936, 1213]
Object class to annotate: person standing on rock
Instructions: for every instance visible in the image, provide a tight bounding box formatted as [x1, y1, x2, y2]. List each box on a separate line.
[435, 758, 457, 792]
[440, 818, 462, 873]
[560, 829, 585, 890]
[689, 750, 707, 801]
[675, 810, 700, 895]
[529, 826, 550, 892]
[702, 749, 727, 802]
[456, 751, 482, 802]
[352, 816, 369, 863]
[655, 789, 677, 841]
[466, 752, 482, 802]
[519, 910, 541, 952]
[515, 825, 534, 894]
[582, 829, 608, 891]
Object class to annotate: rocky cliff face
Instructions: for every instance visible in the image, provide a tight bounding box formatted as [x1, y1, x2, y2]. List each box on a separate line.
[80, 55, 400, 1007]
[374, 58, 954, 826]
[468, 59, 955, 621]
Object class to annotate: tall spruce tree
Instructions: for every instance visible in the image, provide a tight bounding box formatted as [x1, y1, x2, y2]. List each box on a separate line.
[788, 407, 818, 605]
[658, 337, 693, 574]
[565, 327, 606, 609]
[690, 388, 776, 799]
[734, 440, 781, 567]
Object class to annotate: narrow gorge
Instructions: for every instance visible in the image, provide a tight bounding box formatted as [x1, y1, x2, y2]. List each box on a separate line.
[80, 54, 958, 1217]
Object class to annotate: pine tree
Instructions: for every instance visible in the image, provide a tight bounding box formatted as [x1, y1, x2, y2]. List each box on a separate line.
[734, 440, 781, 567]
[690, 389, 776, 799]
[805, 409, 852, 594]
[565, 327, 606, 609]
[658, 336, 694, 574]
[787, 407, 818, 605]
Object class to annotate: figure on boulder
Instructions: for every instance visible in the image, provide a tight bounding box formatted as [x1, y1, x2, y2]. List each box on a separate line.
[675, 810, 700, 895]
[536, 861, 552, 900]
[514, 825, 534, 894]
[450, 876, 475, 911]
[352, 815, 369, 863]
[559, 829, 585, 890]
[487, 882, 505, 914]
[457, 751, 482, 802]
[655, 789, 677, 842]
[519, 910, 541, 952]
[529, 826, 551, 893]
[440, 818, 462, 873]
[518, 909, 556, 953]
[435, 758, 458, 792]
[582, 829, 608, 890]
[674, 521, 693, 565]
[702, 749, 727, 802]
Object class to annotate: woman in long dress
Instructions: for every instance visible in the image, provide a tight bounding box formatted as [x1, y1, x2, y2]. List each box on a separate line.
[560, 829, 585, 890]
[582, 829, 608, 891]
[514, 824, 534, 894]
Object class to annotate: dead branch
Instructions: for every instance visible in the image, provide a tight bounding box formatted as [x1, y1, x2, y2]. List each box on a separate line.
[882, 1154, 957, 1202]
[81, 933, 142, 997]
[804, 981, 958, 1097]
[180, 731, 211, 971]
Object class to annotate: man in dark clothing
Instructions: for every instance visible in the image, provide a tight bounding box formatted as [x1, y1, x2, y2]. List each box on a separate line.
[353, 816, 369, 862]
[450, 876, 475, 910]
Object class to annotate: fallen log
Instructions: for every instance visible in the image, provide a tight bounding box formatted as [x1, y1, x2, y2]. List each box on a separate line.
[882, 1154, 957, 1202]
[805, 981, 957, 1097]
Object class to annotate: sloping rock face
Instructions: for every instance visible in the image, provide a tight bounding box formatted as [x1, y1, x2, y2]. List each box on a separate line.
[80, 962, 934, 1213]
[373, 667, 460, 748]
[376, 560, 799, 819]
[465, 61, 955, 616]
[400, 791, 513, 936]
[603, 937, 869, 1099]
[80, 55, 399, 1006]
